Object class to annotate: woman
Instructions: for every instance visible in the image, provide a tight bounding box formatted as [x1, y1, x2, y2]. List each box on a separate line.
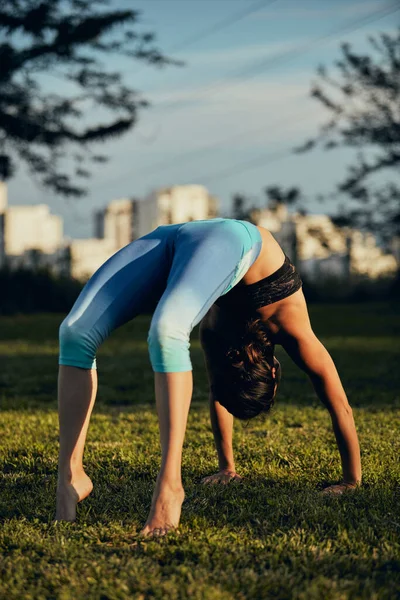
[56, 217, 361, 536]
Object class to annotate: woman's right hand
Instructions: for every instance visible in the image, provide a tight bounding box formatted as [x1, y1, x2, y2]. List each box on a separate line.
[201, 470, 243, 485]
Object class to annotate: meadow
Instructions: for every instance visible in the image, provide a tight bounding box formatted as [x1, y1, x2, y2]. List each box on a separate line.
[0, 303, 399, 599]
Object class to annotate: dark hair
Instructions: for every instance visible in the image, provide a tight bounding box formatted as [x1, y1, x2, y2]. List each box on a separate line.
[210, 317, 281, 420]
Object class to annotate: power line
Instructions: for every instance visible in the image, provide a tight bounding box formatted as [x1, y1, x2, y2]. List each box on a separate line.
[120, 0, 280, 76]
[193, 146, 290, 185]
[137, 107, 315, 178]
[164, 0, 280, 54]
[151, 113, 309, 187]
[184, 3, 400, 187]
[133, 1, 399, 183]
[151, 1, 400, 112]
[47, 1, 279, 85]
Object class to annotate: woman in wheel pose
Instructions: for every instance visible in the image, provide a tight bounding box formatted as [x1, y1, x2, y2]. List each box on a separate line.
[56, 217, 361, 535]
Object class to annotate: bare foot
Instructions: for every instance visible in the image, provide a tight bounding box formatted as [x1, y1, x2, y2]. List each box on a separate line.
[55, 471, 93, 522]
[140, 483, 185, 537]
[201, 470, 243, 485]
[321, 483, 358, 496]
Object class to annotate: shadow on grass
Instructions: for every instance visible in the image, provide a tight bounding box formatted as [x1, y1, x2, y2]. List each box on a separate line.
[1, 452, 399, 540]
[2, 472, 400, 600]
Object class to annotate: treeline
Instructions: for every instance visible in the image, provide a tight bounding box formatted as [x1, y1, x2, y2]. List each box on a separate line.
[0, 268, 83, 315]
[301, 273, 400, 303]
[0, 267, 399, 316]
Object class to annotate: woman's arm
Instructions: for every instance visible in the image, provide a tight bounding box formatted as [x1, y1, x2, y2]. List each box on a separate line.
[282, 332, 361, 485]
[200, 395, 243, 484]
[210, 394, 235, 469]
[274, 293, 362, 488]
[199, 314, 242, 484]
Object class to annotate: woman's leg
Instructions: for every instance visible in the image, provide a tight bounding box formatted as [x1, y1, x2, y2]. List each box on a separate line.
[140, 371, 192, 536]
[56, 366, 97, 521]
[55, 231, 172, 521]
[142, 224, 244, 535]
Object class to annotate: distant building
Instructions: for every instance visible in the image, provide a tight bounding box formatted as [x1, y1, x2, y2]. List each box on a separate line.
[132, 185, 219, 239]
[68, 238, 117, 281]
[4, 204, 63, 255]
[251, 204, 298, 263]
[94, 186, 219, 245]
[84, 185, 219, 280]
[0, 182, 220, 280]
[0, 181, 64, 272]
[349, 230, 398, 279]
[80, 197, 140, 281]
[76, 185, 218, 279]
[3, 177, 395, 286]
[250, 203, 398, 281]
[95, 198, 136, 247]
[391, 236, 400, 266]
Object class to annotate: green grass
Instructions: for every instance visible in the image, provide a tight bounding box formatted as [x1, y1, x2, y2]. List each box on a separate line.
[0, 303, 400, 599]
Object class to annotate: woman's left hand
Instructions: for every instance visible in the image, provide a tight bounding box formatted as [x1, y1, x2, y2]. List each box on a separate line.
[201, 470, 243, 485]
[321, 482, 358, 496]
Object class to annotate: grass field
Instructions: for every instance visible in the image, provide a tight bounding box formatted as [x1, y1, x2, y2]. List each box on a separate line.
[0, 303, 399, 599]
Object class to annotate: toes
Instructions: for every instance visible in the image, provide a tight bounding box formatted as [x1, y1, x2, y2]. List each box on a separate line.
[139, 524, 175, 538]
[321, 487, 343, 496]
[153, 528, 167, 537]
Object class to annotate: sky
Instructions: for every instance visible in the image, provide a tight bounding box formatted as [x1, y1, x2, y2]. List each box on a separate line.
[6, 0, 400, 238]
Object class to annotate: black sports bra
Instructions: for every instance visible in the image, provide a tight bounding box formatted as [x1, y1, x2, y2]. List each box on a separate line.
[214, 255, 302, 314]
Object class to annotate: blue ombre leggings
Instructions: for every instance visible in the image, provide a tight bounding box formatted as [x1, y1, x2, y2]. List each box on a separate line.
[59, 218, 262, 372]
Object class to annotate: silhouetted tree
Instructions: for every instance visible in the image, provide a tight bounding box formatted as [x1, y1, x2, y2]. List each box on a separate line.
[232, 193, 252, 220]
[296, 28, 400, 241]
[264, 185, 302, 209]
[0, 0, 179, 196]
[232, 186, 304, 222]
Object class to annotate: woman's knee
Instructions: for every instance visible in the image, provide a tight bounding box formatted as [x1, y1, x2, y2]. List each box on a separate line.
[147, 316, 191, 372]
[59, 317, 97, 369]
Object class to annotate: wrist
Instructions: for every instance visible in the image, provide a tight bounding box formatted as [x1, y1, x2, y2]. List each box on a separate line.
[218, 461, 236, 472]
[342, 479, 361, 487]
[342, 469, 361, 486]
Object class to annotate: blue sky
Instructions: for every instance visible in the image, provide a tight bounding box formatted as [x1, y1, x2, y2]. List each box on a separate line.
[7, 0, 399, 238]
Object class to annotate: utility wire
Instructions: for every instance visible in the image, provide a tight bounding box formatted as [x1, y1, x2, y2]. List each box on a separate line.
[194, 146, 290, 185]
[120, 0, 280, 75]
[151, 1, 400, 112]
[137, 107, 315, 177]
[134, 1, 400, 183]
[47, 1, 279, 85]
[163, 0, 280, 54]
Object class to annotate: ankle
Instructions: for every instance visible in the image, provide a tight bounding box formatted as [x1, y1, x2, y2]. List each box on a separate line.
[58, 467, 85, 485]
[156, 478, 184, 495]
